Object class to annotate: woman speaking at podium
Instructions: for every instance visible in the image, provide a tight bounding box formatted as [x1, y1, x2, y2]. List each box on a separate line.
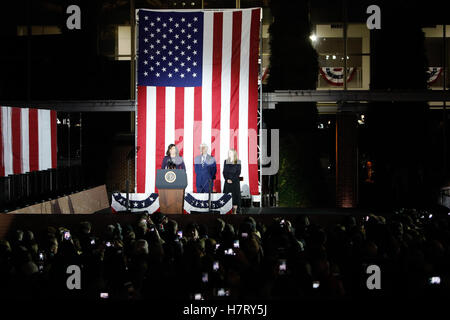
[162, 144, 186, 170]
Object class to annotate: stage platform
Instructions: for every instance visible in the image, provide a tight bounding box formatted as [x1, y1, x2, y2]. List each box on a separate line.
[0, 207, 378, 239]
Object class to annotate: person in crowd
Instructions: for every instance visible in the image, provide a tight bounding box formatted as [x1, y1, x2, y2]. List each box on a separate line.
[223, 149, 241, 214]
[161, 144, 186, 170]
[194, 143, 217, 193]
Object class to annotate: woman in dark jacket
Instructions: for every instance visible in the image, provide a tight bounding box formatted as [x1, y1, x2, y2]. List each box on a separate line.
[161, 144, 186, 170]
[223, 149, 241, 214]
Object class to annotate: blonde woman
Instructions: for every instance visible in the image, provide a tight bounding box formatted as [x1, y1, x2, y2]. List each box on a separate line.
[223, 149, 241, 214]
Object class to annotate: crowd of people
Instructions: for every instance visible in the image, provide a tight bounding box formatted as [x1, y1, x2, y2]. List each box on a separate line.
[0, 209, 449, 300]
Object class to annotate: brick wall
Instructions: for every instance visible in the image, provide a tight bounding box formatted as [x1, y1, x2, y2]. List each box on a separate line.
[336, 112, 358, 208]
[105, 135, 135, 193]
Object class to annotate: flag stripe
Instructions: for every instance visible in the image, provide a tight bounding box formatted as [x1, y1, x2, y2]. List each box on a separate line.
[165, 87, 176, 149]
[21, 108, 30, 173]
[211, 12, 223, 192]
[184, 87, 194, 192]
[38, 110, 52, 171]
[248, 8, 260, 195]
[239, 10, 251, 193]
[146, 87, 157, 193]
[28, 108, 39, 172]
[155, 86, 166, 192]
[229, 11, 242, 153]
[175, 87, 185, 156]
[11, 107, 22, 174]
[137, 86, 147, 193]
[193, 86, 202, 193]
[220, 11, 233, 191]
[201, 12, 213, 157]
[51, 110, 57, 169]
[2, 108, 13, 176]
[0, 108, 4, 177]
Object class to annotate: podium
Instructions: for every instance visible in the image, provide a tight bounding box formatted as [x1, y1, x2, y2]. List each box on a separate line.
[156, 169, 187, 214]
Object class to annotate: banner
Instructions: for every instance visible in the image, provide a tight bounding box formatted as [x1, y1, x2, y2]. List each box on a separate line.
[111, 192, 232, 214]
[319, 67, 356, 86]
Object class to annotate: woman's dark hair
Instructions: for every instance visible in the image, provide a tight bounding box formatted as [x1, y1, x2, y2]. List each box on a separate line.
[166, 144, 177, 156]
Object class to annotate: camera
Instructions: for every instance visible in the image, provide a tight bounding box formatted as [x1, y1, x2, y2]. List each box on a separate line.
[106, 241, 112, 247]
[216, 288, 230, 297]
[91, 239, 95, 245]
[100, 292, 109, 299]
[63, 231, 71, 241]
[213, 261, 219, 271]
[278, 259, 287, 274]
[38, 252, 44, 261]
[224, 248, 236, 256]
[193, 293, 203, 300]
[233, 240, 239, 248]
[429, 276, 441, 285]
[177, 230, 183, 239]
[313, 281, 320, 289]
[241, 232, 248, 238]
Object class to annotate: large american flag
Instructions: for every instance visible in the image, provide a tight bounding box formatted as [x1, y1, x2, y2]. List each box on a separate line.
[136, 8, 261, 195]
[0, 106, 57, 176]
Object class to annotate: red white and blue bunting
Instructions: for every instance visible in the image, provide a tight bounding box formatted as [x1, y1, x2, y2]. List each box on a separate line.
[111, 192, 233, 214]
[319, 67, 356, 86]
[319, 67, 443, 86]
[427, 67, 442, 84]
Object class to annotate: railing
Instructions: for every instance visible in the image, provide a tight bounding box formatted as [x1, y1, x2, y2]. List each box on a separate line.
[0, 166, 85, 213]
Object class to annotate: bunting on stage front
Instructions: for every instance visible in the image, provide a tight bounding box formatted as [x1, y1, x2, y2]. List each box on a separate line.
[110, 192, 233, 214]
[136, 8, 261, 195]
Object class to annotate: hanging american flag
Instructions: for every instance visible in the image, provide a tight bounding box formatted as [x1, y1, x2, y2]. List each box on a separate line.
[0, 106, 57, 177]
[136, 8, 261, 195]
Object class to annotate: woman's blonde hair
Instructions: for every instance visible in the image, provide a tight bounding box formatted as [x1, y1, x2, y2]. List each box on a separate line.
[227, 149, 238, 164]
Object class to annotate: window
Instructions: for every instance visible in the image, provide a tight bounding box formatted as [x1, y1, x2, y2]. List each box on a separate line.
[17, 25, 62, 36]
[117, 26, 131, 60]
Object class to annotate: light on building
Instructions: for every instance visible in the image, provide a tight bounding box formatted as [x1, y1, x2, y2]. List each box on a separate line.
[332, 55, 336, 60]
[326, 55, 329, 60]
[309, 34, 317, 42]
